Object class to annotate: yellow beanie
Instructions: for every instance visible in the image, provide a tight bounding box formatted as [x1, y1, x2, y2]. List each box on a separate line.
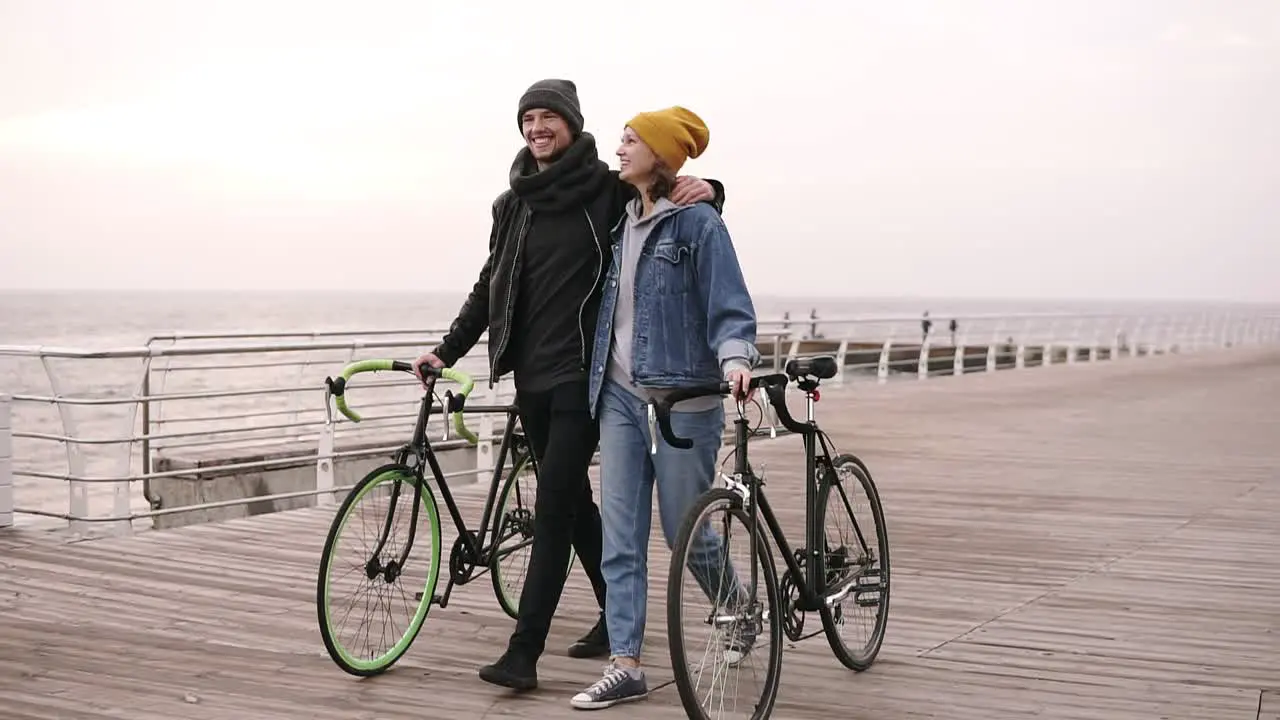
[626, 106, 710, 174]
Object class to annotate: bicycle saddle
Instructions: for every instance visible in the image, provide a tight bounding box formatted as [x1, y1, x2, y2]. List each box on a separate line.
[785, 355, 839, 380]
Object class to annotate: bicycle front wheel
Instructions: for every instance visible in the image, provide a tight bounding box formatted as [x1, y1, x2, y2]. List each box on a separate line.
[818, 453, 890, 671]
[317, 464, 443, 676]
[667, 488, 783, 720]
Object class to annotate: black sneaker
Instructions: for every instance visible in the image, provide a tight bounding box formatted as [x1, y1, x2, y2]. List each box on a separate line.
[567, 614, 609, 659]
[570, 663, 648, 710]
[478, 649, 538, 691]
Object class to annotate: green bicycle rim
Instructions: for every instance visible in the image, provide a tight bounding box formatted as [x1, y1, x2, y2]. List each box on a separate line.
[320, 466, 442, 673]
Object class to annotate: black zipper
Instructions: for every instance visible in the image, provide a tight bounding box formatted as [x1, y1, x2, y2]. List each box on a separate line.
[578, 207, 604, 371]
[491, 207, 530, 387]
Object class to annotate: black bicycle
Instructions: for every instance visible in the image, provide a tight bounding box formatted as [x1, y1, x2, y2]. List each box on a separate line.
[314, 359, 573, 676]
[653, 355, 891, 720]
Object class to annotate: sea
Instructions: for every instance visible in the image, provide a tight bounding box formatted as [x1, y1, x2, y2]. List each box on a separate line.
[0, 290, 1267, 526]
[0, 289, 1247, 348]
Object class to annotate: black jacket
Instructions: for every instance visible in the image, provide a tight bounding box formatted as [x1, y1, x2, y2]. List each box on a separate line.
[433, 173, 725, 387]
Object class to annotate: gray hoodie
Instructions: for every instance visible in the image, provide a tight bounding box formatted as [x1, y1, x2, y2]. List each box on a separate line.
[606, 197, 749, 412]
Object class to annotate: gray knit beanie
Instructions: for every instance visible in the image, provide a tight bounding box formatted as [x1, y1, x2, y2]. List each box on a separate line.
[516, 79, 584, 137]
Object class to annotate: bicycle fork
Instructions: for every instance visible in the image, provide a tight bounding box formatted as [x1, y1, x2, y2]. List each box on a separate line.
[367, 467, 424, 585]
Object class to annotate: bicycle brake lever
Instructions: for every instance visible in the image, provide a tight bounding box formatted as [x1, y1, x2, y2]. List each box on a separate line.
[441, 390, 453, 442]
[646, 402, 658, 455]
[764, 395, 778, 439]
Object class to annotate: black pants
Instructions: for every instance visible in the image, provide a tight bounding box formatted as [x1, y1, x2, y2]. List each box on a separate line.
[508, 379, 608, 659]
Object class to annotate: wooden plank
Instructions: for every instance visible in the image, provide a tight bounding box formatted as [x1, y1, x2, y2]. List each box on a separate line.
[0, 347, 1277, 719]
[1260, 690, 1280, 720]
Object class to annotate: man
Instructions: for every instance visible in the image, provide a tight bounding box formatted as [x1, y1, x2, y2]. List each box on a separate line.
[414, 79, 724, 691]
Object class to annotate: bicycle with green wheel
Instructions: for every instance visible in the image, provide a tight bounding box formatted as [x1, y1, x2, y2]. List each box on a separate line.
[315, 359, 573, 676]
[653, 355, 891, 720]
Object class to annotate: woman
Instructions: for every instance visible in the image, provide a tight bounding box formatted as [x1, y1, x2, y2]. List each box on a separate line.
[572, 106, 759, 710]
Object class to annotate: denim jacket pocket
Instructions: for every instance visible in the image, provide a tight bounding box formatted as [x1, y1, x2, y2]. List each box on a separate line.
[652, 241, 693, 296]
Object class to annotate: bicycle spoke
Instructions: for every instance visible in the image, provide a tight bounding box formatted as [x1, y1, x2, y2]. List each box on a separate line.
[317, 465, 442, 676]
[669, 490, 782, 720]
[818, 455, 891, 671]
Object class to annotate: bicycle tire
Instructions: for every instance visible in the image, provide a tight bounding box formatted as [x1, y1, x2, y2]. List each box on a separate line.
[489, 453, 577, 619]
[817, 453, 890, 671]
[317, 463, 443, 676]
[667, 488, 784, 720]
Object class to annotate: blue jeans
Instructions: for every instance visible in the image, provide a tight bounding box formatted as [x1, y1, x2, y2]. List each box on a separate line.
[598, 379, 746, 659]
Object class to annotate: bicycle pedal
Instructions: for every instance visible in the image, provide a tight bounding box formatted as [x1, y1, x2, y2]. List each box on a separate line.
[853, 577, 884, 607]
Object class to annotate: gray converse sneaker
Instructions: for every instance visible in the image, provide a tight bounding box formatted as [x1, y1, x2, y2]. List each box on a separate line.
[570, 663, 648, 710]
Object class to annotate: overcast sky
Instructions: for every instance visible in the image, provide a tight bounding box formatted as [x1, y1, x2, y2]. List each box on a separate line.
[1, 0, 1276, 301]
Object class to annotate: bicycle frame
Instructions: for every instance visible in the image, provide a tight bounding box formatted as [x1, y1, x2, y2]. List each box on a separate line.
[366, 379, 536, 602]
[732, 382, 843, 614]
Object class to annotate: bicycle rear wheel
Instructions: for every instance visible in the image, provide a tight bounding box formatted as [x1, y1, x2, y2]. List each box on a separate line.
[489, 451, 576, 619]
[817, 453, 890, 671]
[668, 488, 783, 720]
[317, 464, 443, 676]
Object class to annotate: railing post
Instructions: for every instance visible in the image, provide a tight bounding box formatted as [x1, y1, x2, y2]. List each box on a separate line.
[833, 339, 848, 385]
[141, 370, 152, 480]
[987, 320, 1003, 373]
[474, 384, 497, 485]
[316, 411, 335, 507]
[917, 338, 931, 380]
[877, 340, 891, 384]
[38, 357, 89, 531]
[952, 342, 965, 376]
[1, 394, 12, 529]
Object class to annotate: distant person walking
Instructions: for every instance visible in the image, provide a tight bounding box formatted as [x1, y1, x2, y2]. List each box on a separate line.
[921, 311, 932, 344]
[949, 318, 958, 346]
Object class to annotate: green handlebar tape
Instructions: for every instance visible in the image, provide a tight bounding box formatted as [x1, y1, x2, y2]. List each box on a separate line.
[334, 359, 396, 422]
[341, 359, 397, 379]
[328, 359, 479, 445]
[334, 394, 359, 422]
[440, 367, 478, 444]
[440, 367, 475, 396]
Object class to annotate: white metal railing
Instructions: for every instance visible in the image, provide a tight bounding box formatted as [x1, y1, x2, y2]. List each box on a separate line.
[0, 393, 11, 529]
[1, 310, 1277, 534]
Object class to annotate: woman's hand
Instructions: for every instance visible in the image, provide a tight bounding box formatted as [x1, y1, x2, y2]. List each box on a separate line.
[727, 368, 756, 402]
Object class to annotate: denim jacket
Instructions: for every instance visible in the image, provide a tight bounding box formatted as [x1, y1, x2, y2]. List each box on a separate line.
[588, 200, 759, 417]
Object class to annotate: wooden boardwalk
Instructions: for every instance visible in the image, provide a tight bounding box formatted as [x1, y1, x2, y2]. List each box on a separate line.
[2, 348, 1279, 719]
